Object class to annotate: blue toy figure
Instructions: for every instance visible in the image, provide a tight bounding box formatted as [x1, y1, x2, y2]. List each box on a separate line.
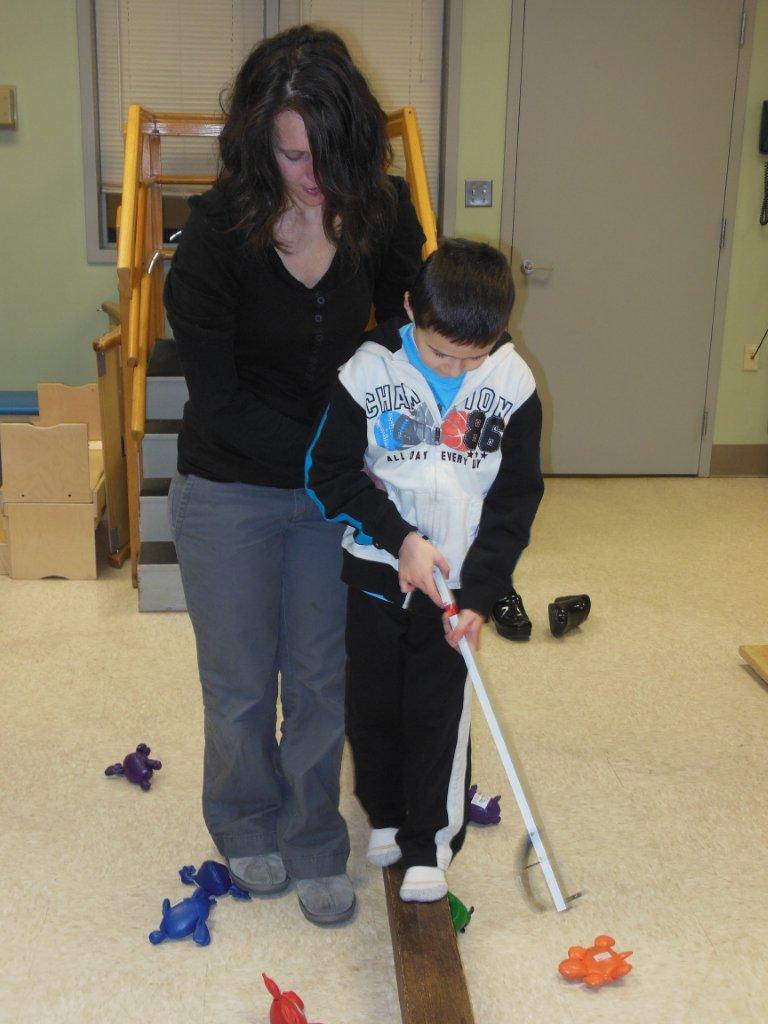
[179, 860, 251, 900]
[148, 888, 216, 946]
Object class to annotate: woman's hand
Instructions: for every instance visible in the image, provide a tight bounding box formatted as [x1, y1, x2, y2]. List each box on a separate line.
[443, 609, 484, 651]
[398, 533, 450, 607]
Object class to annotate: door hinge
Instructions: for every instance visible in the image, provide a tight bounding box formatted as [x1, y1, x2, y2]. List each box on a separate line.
[740, 9, 747, 46]
[719, 218, 727, 250]
[96, 350, 106, 377]
[120, 435, 126, 458]
[701, 409, 709, 438]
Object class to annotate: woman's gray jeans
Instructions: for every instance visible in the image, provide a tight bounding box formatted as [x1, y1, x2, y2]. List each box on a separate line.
[169, 472, 350, 880]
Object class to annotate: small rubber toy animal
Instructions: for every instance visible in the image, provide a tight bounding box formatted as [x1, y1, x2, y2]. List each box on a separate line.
[148, 888, 216, 946]
[469, 784, 501, 825]
[104, 743, 162, 790]
[559, 935, 632, 987]
[263, 973, 323, 1024]
[447, 892, 474, 933]
[179, 860, 251, 900]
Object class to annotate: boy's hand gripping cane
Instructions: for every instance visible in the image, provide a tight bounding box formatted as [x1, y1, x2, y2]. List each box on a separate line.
[434, 568, 579, 913]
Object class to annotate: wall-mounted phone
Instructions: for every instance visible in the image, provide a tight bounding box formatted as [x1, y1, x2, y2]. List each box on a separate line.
[760, 101, 768, 225]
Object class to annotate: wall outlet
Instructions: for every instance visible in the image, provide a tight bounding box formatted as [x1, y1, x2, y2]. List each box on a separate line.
[0, 86, 17, 129]
[743, 344, 759, 371]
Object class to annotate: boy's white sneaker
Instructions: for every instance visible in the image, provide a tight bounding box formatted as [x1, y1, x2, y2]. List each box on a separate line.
[399, 866, 448, 902]
[367, 827, 402, 867]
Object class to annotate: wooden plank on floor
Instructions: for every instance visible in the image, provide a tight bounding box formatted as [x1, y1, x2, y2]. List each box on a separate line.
[383, 866, 475, 1024]
[739, 644, 768, 684]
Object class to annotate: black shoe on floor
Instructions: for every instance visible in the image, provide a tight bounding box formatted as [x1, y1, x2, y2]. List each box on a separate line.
[491, 588, 532, 641]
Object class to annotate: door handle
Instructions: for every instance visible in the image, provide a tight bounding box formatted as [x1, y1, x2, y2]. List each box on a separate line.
[521, 258, 554, 275]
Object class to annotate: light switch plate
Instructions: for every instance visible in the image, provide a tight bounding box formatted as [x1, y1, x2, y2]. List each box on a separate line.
[465, 179, 493, 207]
[743, 344, 759, 371]
[0, 86, 18, 129]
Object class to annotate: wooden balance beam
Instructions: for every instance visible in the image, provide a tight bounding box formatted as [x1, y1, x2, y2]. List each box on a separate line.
[383, 866, 475, 1024]
[739, 645, 768, 685]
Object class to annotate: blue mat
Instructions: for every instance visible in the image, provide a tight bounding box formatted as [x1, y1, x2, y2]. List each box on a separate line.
[0, 391, 38, 415]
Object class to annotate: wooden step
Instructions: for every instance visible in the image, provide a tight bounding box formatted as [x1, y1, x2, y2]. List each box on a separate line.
[139, 477, 172, 542]
[146, 377, 188, 421]
[138, 540, 186, 612]
[146, 340, 187, 420]
[142, 420, 180, 479]
[739, 644, 768, 685]
[140, 477, 171, 497]
[148, 337, 182, 377]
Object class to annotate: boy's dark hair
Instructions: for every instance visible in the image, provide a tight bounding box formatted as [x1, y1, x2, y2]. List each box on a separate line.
[218, 25, 395, 264]
[409, 238, 515, 346]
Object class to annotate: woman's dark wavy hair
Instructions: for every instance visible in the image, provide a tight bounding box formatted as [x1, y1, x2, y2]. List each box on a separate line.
[218, 25, 396, 264]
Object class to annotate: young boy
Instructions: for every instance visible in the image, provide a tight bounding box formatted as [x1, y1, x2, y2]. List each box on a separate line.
[305, 239, 544, 902]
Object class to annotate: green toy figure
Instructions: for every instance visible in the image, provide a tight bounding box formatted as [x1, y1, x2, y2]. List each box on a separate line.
[447, 892, 474, 933]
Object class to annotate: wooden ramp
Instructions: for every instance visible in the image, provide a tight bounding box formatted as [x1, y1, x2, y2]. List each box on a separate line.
[739, 645, 768, 685]
[384, 866, 475, 1024]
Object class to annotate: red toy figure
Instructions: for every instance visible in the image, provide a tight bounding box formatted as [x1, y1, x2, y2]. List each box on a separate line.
[263, 973, 323, 1024]
[558, 935, 632, 988]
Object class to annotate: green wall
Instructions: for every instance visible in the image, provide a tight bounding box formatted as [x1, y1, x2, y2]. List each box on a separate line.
[453, 0, 512, 244]
[1, 0, 766, 449]
[713, 0, 768, 444]
[0, 1, 115, 391]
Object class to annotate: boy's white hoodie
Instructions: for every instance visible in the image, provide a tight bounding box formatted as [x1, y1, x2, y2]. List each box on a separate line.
[306, 319, 544, 616]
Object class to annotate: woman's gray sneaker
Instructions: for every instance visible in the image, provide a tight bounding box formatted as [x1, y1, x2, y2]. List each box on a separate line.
[228, 853, 289, 895]
[296, 873, 356, 925]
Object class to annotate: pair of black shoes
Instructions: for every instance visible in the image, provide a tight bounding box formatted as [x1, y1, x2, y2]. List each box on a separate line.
[492, 590, 591, 640]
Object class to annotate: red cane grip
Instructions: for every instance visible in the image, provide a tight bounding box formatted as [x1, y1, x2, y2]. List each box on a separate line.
[443, 602, 459, 617]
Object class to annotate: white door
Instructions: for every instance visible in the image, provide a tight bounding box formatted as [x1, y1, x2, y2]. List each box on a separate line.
[502, 0, 745, 473]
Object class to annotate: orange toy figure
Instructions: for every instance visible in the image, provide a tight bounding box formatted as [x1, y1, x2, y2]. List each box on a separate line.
[558, 935, 632, 988]
[263, 973, 324, 1024]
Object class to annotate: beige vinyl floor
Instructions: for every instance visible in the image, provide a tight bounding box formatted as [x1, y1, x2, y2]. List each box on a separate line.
[2, 476, 768, 1024]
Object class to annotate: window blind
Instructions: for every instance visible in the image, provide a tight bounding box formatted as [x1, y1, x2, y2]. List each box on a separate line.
[95, 0, 265, 189]
[280, 1, 444, 207]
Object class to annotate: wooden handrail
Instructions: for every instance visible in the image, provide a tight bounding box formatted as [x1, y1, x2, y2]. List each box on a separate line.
[153, 174, 216, 186]
[100, 300, 121, 326]
[116, 105, 143, 291]
[131, 359, 147, 443]
[126, 186, 147, 366]
[388, 107, 438, 257]
[92, 327, 122, 353]
[130, 271, 152, 441]
[140, 113, 224, 137]
[138, 271, 152, 366]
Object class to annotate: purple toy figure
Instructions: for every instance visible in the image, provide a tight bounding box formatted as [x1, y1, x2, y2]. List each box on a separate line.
[105, 743, 162, 791]
[179, 861, 251, 901]
[469, 784, 501, 825]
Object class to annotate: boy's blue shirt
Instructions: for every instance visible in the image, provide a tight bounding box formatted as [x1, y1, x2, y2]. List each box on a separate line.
[400, 323, 465, 415]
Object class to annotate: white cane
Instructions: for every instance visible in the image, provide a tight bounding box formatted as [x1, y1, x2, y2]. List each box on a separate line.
[433, 567, 578, 913]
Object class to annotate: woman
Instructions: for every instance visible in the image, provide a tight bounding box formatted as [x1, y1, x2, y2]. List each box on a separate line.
[164, 25, 425, 926]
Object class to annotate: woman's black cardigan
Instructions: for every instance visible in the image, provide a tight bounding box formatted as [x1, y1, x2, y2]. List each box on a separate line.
[164, 177, 426, 489]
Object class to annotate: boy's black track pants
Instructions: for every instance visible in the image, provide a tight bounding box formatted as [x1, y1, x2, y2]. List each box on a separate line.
[345, 587, 471, 870]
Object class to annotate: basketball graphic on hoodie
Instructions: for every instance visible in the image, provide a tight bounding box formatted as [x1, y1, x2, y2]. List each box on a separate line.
[441, 409, 486, 451]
